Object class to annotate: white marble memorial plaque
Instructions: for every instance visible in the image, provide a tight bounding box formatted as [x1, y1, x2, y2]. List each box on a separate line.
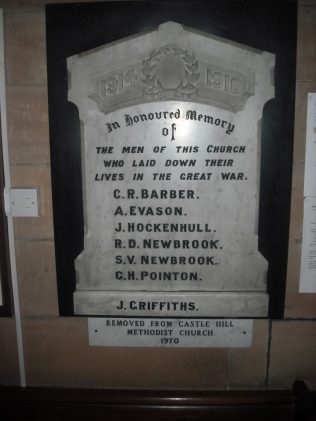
[300, 94, 316, 293]
[68, 22, 274, 317]
[303, 93, 316, 197]
[88, 318, 253, 348]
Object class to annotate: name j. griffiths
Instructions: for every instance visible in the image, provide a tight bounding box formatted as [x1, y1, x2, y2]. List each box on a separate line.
[116, 300, 197, 311]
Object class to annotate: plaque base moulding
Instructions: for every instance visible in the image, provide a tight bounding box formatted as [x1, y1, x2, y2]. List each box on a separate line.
[74, 291, 268, 317]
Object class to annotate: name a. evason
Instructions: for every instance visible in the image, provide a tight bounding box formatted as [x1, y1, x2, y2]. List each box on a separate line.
[114, 206, 183, 216]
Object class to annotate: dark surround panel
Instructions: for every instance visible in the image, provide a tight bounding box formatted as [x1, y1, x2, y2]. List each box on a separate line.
[46, 1, 297, 317]
[0, 117, 12, 317]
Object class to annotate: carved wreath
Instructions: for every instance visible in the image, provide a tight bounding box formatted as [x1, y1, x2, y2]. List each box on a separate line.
[141, 46, 200, 97]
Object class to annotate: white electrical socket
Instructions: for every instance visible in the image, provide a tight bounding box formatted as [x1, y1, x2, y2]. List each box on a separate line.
[5, 188, 40, 217]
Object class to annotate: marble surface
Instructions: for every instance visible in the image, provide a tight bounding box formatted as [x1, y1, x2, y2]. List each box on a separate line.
[88, 317, 253, 348]
[76, 291, 268, 317]
[68, 22, 275, 317]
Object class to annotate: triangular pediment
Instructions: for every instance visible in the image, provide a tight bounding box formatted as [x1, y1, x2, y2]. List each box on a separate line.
[68, 21, 274, 113]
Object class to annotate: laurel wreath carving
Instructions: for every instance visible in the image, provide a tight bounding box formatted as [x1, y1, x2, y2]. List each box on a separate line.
[141, 46, 200, 97]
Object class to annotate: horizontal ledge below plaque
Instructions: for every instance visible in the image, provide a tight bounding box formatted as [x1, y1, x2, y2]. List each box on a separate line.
[74, 291, 268, 317]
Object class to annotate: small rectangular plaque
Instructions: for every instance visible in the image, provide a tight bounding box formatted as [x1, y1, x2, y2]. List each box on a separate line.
[300, 196, 316, 293]
[88, 318, 253, 348]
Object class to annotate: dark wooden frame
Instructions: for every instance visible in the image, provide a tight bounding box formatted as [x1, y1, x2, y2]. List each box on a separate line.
[46, 0, 297, 318]
[0, 115, 12, 317]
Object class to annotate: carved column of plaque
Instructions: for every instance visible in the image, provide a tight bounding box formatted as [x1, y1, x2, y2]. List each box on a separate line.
[68, 22, 274, 317]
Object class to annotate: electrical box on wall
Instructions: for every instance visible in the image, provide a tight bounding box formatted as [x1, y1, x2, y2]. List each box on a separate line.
[4, 187, 40, 217]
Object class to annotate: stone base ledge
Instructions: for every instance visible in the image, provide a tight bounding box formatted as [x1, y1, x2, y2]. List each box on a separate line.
[74, 291, 268, 317]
